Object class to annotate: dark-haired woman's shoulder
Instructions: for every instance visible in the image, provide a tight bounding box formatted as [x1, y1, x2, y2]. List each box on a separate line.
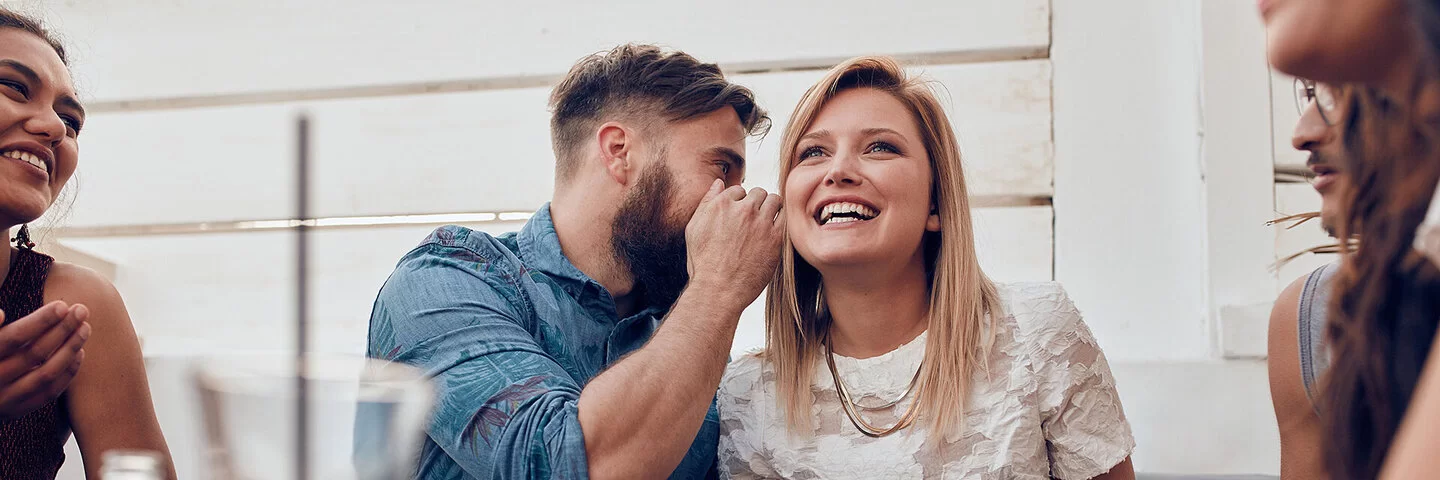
[43, 261, 121, 307]
[42, 261, 132, 343]
[41, 260, 174, 478]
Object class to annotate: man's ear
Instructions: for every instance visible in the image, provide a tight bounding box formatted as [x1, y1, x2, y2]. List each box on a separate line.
[597, 122, 634, 186]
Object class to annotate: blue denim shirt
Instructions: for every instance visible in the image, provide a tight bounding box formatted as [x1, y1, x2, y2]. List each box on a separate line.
[368, 205, 719, 479]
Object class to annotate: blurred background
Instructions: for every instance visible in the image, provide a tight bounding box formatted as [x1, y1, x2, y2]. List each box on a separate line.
[1, 0, 1330, 477]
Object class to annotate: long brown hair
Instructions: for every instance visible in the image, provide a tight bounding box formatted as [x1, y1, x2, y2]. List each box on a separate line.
[1323, 75, 1440, 478]
[764, 56, 1000, 440]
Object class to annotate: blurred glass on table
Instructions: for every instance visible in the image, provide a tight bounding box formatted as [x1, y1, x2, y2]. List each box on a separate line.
[100, 449, 166, 480]
[194, 354, 434, 480]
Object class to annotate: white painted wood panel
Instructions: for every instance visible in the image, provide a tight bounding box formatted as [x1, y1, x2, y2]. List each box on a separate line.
[63, 104, 299, 226]
[1053, 0, 1211, 362]
[33, 0, 1048, 103]
[64, 60, 1052, 226]
[309, 87, 555, 216]
[1271, 70, 1308, 168]
[1111, 360, 1279, 475]
[1201, 0, 1277, 359]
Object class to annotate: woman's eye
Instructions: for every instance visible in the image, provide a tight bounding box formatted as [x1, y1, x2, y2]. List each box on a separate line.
[60, 115, 82, 135]
[799, 146, 825, 160]
[0, 80, 27, 98]
[866, 142, 899, 155]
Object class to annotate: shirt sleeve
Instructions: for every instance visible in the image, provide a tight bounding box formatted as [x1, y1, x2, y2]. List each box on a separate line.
[369, 244, 589, 479]
[1027, 284, 1135, 480]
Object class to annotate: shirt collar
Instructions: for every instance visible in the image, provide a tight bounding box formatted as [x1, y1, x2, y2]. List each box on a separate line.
[517, 204, 595, 289]
[517, 204, 668, 319]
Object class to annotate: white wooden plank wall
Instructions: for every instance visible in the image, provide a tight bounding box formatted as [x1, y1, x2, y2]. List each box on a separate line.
[60, 61, 1052, 226]
[35, 0, 1048, 102]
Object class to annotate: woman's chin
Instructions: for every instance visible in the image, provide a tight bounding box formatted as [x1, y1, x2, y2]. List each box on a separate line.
[799, 249, 887, 272]
[0, 196, 51, 226]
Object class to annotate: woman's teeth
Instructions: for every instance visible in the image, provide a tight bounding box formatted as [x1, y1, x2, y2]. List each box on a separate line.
[818, 202, 878, 225]
[2, 150, 46, 173]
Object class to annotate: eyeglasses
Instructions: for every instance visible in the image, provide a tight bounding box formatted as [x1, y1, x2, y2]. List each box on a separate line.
[1294, 78, 1337, 125]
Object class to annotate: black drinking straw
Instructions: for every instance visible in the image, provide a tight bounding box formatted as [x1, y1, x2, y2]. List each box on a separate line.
[294, 114, 312, 480]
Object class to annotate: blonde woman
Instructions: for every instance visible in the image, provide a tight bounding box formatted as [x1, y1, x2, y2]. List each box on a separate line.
[716, 57, 1136, 479]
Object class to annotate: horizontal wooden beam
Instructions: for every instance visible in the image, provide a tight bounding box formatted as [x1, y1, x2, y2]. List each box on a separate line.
[53, 195, 1051, 238]
[87, 46, 1048, 114]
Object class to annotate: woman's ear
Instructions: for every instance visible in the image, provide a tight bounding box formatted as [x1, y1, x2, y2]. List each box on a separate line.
[926, 204, 941, 232]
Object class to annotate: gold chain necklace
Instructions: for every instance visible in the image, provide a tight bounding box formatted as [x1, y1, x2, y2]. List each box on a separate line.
[825, 338, 924, 437]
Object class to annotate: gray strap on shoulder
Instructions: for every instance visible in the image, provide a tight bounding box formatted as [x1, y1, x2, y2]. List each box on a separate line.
[1298, 262, 1339, 411]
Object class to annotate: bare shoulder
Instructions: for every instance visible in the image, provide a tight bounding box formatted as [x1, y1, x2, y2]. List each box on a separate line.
[42, 260, 136, 349]
[43, 260, 126, 312]
[1269, 271, 1330, 480]
[1268, 274, 1306, 365]
[1268, 274, 1307, 411]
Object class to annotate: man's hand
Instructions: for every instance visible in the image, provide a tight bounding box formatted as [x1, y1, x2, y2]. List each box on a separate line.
[0, 300, 89, 420]
[685, 180, 784, 308]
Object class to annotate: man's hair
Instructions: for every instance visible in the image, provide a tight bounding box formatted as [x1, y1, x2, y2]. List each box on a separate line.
[547, 44, 769, 180]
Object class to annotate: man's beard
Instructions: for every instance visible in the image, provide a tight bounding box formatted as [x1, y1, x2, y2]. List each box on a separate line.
[611, 160, 690, 311]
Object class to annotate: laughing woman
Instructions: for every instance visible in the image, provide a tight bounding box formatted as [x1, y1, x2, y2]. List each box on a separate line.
[0, 8, 174, 479]
[716, 57, 1136, 479]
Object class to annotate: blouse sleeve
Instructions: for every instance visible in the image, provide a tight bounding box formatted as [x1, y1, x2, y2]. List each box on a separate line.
[716, 354, 780, 480]
[1024, 283, 1136, 479]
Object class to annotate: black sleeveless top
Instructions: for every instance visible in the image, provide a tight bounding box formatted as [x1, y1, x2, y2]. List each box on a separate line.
[0, 248, 71, 479]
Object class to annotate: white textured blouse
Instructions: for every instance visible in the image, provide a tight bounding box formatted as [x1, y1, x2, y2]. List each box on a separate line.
[716, 282, 1134, 479]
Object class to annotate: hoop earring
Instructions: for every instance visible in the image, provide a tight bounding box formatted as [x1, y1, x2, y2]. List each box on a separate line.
[12, 225, 34, 251]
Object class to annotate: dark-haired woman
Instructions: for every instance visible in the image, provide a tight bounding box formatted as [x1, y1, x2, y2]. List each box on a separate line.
[0, 8, 174, 479]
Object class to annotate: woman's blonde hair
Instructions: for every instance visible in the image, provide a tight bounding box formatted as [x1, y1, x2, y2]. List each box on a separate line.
[764, 56, 1001, 440]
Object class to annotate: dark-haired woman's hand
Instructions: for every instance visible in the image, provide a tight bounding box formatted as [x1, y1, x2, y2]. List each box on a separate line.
[0, 300, 89, 420]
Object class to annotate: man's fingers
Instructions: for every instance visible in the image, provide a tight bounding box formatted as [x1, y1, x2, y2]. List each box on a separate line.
[761, 193, 783, 221]
[724, 185, 748, 202]
[700, 178, 724, 204]
[744, 188, 768, 210]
